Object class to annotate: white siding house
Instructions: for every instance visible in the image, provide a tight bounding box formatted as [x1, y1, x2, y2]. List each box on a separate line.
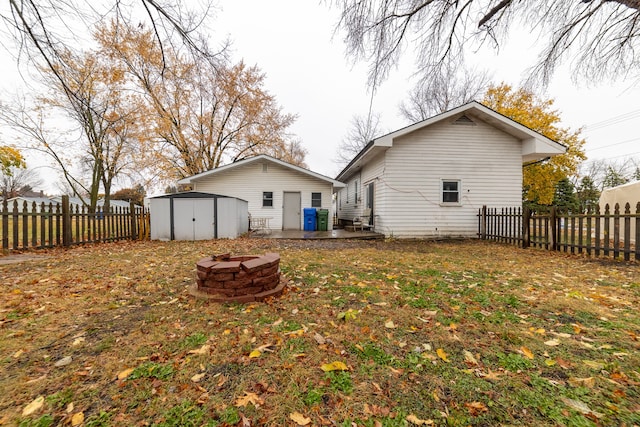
[177, 155, 345, 231]
[3, 196, 55, 213]
[336, 101, 567, 238]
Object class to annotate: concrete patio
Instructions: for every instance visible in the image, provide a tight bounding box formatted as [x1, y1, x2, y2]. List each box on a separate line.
[249, 228, 384, 240]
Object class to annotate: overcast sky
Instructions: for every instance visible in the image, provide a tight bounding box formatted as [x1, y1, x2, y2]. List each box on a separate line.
[1, 0, 639, 193]
[213, 1, 640, 178]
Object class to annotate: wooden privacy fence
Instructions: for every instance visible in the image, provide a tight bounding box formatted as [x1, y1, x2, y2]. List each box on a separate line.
[478, 203, 640, 261]
[1, 195, 150, 251]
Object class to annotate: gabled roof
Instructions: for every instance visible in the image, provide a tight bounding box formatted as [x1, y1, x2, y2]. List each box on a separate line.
[336, 101, 567, 182]
[178, 154, 345, 188]
[6, 196, 55, 206]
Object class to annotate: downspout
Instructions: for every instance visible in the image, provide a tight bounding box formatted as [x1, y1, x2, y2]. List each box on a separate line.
[214, 197, 218, 239]
[170, 197, 175, 241]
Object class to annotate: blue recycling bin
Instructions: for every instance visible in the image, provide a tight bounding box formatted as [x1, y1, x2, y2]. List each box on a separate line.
[303, 208, 317, 231]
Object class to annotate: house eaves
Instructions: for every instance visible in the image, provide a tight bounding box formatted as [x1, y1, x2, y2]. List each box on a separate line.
[336, 101, 567, 182]
[178, 154, 346, 188]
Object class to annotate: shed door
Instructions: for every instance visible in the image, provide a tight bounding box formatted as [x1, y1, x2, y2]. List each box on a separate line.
[174, 199, 215, 240]
[283, 192, 301, 230]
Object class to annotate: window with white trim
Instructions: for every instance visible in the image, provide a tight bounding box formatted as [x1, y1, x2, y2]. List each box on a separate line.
[441, 180, 461, 204]
[262, 191, 273, 207]
[311, 192, 322, 207]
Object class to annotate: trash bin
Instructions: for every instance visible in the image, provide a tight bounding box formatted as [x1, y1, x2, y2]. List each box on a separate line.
[317, 209, 329, 231]
[303, 208, 317, 231]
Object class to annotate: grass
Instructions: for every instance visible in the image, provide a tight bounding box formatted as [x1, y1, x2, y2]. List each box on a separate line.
[1, 238, 639, 426]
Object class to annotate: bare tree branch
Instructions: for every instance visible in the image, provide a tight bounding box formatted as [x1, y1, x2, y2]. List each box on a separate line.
[331, 0, 640, 89]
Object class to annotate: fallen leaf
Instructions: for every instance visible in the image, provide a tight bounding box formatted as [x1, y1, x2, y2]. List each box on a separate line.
[249, 350, 262, 358]
[384, 320, 397, 329]
[436, 348, 449, 362]
[463, 350, 478, 365]
[568, 377, 595, 388]
[337, 310, 357, 321]
[54, 356, 73, 367]
[289, 411, 311, 425]
[71, 412, 84, 426]
[465, 401, 489, 416]
[320, 361, 348, 372]
[583, 360, 605, 370]
[66, 402, 74, 413]
[235, 392, 264, 408]
[117, 368, 134, 380]
[12, 349, 24, 358]
[520, 346, 534, 360]
[71, 337, 85, 347]
[482, 370, 502, 382]
[406, 414, 434, 425]
[560, 397, 604, 418]
[544, 339, 560, 346]
[313, 332, 326, 345]
[191, 373, 206, 382]
[22, 396, 44, 416]
[188, 344, 211, 355]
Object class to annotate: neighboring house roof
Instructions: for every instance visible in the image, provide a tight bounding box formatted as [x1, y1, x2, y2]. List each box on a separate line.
[177, 154, 346, 188]
[336, 101, 567, 182]
[6, 196, 55, 206]
[50, 195, 85, 206]
[98, 199, 140, 208]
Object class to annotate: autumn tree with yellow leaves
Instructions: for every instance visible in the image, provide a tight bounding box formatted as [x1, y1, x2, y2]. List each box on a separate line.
[97, 22, 302, 181]
[0, 146, 25, 175]
[482, 84, 586, 207]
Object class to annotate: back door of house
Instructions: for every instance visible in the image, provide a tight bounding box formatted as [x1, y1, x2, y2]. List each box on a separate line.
[366, 182, 374, 225]
[174, 199, 215, 240]
[282, 192, 301, 230]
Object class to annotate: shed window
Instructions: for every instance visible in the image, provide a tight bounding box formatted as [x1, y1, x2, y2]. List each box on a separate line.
[442, 180, 461, 204]
[311, 192, 322, 207]
[262, 191, 273, 207]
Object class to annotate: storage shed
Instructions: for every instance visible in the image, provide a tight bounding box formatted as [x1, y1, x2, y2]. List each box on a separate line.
[149, 192, 248, 240]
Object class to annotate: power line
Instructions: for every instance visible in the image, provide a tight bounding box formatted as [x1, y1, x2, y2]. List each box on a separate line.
[584, 109, 640, 132]
[586, 136, 640, 152]
[582, 151, 640, 164]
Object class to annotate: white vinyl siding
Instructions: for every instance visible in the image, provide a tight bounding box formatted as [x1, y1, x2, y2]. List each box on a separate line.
[365, 118, 522, 238]
[191, 161, 334, 230]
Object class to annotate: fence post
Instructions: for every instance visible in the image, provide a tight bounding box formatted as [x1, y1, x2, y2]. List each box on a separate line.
[1, 199, 7, 250]
[130, 202, 138, 240]
[636, 202, 640, 261]
[624, 203, 630, 261]
[481, 205, 487, 239]
[62, 195, 71, 247]
[550, 206, 557, 251]
[522, 206, 531, 248]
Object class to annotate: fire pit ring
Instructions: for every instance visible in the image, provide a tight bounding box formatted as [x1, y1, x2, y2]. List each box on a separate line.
[189, 253, 285, 303]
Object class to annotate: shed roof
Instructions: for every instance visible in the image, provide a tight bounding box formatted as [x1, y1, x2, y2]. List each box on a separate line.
[149, 191, 247, 202]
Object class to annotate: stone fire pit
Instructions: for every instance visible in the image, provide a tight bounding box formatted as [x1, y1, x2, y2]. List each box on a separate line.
[190, 253, 285, 303]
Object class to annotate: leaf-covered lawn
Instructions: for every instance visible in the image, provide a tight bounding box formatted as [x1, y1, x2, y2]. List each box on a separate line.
[1, 239, 639, 426]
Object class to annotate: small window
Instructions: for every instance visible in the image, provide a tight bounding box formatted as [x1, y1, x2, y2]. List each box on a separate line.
[442, 180, 460, 204]
[354, 180, 359, 203]
[311, 192, 322, 207]
[262, 191, 273, 207]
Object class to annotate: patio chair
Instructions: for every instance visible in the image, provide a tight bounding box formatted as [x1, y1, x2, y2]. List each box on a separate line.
[352, 208, 372, 231]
